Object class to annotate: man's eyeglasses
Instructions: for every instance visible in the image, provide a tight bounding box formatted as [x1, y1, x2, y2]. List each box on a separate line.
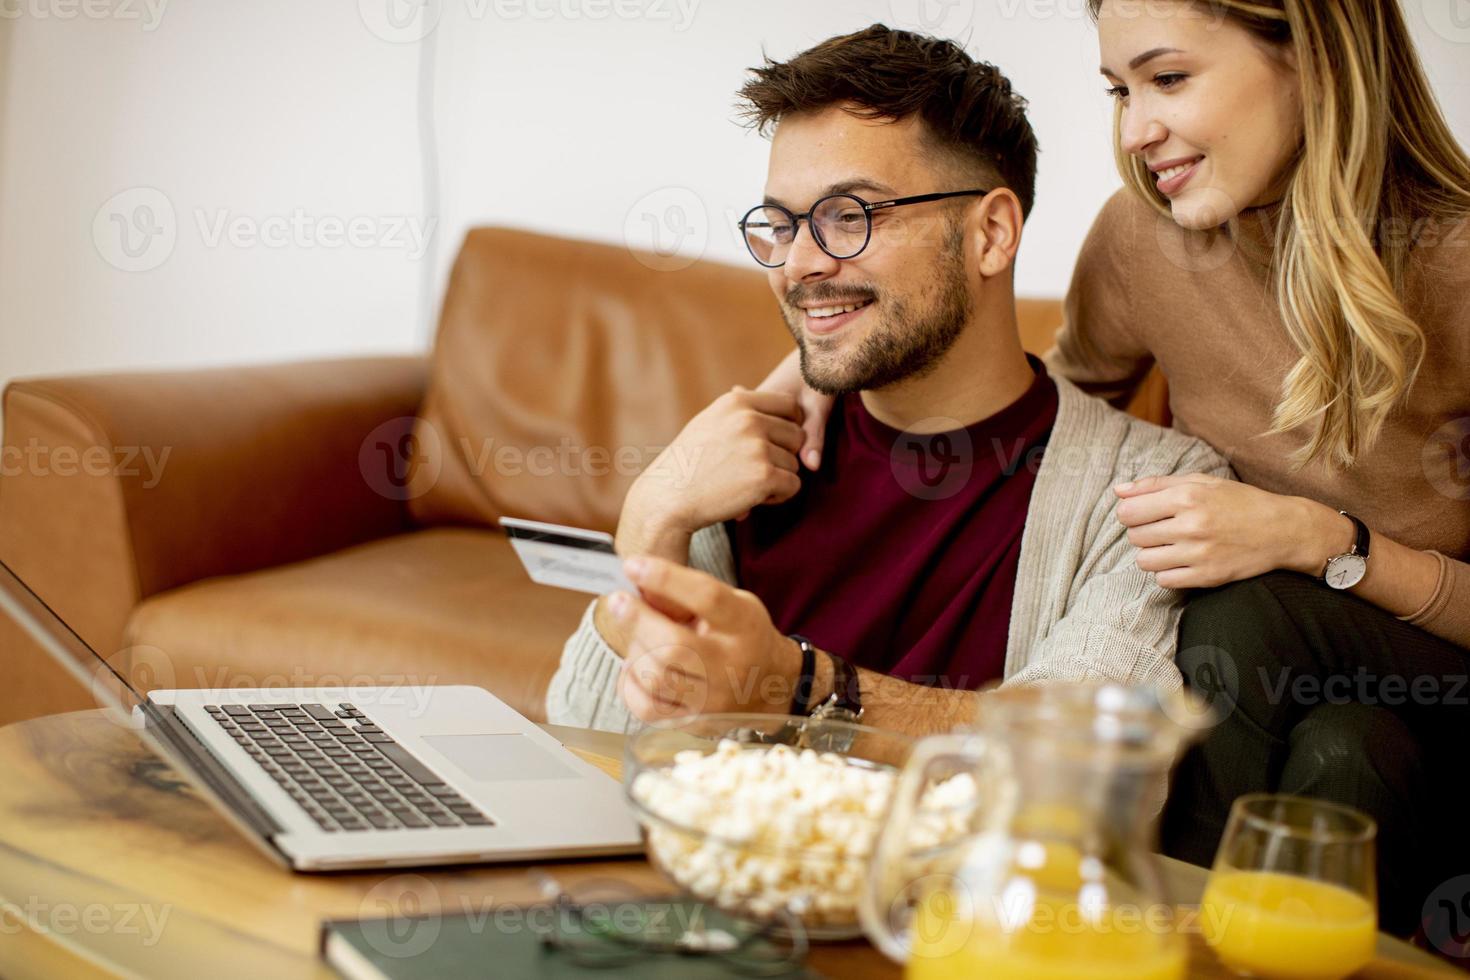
[738, 189, 989, 268]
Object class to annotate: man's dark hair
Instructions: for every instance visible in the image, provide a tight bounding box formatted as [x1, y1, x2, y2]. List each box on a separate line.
[736, 24, 1039, 217]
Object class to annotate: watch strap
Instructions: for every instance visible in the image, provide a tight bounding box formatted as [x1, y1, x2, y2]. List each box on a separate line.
[787, 634, 816, 716]
[820, 650, 862, 718]
[1340, 511, 1370, 560]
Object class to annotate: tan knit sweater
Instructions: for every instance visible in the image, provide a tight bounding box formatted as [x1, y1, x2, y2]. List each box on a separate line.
[1048, 188, 1470, 648]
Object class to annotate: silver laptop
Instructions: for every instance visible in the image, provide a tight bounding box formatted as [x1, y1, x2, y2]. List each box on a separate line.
[0, 557, 643, 871]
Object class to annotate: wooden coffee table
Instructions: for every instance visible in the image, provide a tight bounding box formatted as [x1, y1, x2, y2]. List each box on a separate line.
[0, 710, 1453, 979]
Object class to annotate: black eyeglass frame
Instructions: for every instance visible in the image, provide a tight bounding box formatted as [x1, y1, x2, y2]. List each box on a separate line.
[737, 188, 990, 268]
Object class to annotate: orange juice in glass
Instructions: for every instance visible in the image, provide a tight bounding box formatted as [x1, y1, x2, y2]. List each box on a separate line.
[1202, 794, 1377, 980]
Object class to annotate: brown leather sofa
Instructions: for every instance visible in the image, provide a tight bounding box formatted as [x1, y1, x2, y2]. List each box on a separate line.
[0, 228, 1167, 729]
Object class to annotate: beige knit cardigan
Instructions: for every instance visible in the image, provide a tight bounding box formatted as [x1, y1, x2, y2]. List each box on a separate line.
[546, 376, 1233, 733]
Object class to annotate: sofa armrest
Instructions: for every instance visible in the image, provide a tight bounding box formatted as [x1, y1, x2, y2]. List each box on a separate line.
[0, 355, 428, 661]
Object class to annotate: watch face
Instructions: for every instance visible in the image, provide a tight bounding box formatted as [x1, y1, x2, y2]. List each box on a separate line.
[1325, 554, 1367, 590]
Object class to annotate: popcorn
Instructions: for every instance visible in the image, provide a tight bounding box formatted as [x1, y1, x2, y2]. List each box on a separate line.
[630, 738, 976, 933]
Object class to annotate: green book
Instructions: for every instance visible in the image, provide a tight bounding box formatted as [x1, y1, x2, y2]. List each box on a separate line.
[322, 899, 826, 979]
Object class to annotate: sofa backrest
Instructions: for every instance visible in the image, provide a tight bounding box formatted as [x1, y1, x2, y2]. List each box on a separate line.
[409, 227, 1070, 534]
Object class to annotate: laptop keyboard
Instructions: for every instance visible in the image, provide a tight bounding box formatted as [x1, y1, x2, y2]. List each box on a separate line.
[204, 702, 493, 833]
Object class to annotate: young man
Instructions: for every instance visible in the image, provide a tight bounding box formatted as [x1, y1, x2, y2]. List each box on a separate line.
[546, 25, 1230, 737]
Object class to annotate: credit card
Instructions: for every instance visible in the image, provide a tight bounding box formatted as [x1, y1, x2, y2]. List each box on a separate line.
[499, 516, 637, 596]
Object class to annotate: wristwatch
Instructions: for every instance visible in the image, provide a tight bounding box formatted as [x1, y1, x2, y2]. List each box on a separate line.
[1323, 511, 1371, 590]
[808, 650, 863, 724]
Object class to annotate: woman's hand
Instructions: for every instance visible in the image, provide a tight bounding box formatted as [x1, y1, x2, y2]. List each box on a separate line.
[757, 348, 835, 471]
[1114, 474, 1356, 589]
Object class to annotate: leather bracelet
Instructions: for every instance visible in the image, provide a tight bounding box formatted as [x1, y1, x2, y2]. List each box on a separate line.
[787, 634, 816, 716]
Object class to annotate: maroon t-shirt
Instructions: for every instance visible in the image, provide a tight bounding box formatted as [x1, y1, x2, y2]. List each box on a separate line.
[728, 358, 1059, 690]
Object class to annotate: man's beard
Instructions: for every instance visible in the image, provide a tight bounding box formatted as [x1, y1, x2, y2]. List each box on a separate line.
[787, 221, 971, 396]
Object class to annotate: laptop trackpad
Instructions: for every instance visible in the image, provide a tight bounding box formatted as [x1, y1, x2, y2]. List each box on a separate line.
[421, 734, 577, 782]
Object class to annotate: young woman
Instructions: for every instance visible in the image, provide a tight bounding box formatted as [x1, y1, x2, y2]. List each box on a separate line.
[761, 0, 1470, 936]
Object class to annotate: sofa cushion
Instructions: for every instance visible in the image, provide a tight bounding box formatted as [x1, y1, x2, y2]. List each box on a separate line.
[122, 527, 590, 721]
[408, 228, 798, 534]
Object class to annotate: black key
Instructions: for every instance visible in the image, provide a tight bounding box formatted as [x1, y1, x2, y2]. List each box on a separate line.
[427, 813, 461, 827]
[205, 706, 226, 716]
[222, 705, 252, 717]
[460, 814, 493, 826]
[353, 725, 383, 735]
[365, 758, 396, 770]
[334, 708, 356, 719]
[372, 743, 445, 785]
[303, 704, 337, 721]
[426, 785, 461, 798]
[338, 818, 368, 831]
[399, 814, 431, 828]
[248, 705, 282, 713]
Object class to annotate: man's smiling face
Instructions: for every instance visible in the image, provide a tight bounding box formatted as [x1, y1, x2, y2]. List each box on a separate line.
[763, 105, 977, 395]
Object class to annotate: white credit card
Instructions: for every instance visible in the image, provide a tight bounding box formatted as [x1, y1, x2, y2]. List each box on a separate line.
[499, 517, 636, 596]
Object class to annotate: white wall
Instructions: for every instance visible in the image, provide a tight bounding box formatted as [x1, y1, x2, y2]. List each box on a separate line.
[430, 0, 1116, 316]
[0, 0, 427, 399]
[1, 0, 1468, 400]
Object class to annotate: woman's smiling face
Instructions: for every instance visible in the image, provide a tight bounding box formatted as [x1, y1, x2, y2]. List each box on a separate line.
[1097, 1, 1303, 229]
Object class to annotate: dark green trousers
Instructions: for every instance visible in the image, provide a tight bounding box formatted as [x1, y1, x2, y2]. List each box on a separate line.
[1161, 571, 1470, 940]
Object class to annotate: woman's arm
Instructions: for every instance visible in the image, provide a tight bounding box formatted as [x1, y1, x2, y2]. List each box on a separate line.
[757, 348, 835, 471]
[1045, 189, 1158, 408]
[1114, 474, 1469, 647]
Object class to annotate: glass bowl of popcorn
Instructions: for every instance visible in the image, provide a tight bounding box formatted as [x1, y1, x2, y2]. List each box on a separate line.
[624, 713, 977, 941]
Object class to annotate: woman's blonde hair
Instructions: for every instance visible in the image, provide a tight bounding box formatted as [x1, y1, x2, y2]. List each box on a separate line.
[1091, 0, 1470, 468]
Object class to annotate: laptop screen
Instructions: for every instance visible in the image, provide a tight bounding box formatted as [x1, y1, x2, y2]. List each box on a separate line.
[0, 557, 145, 722]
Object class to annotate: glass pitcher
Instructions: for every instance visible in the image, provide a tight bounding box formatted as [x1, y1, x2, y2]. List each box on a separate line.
[861, 682, 1210, 980]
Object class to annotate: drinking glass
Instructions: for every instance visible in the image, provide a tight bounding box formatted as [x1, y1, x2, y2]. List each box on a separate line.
[1201, 794, 1377, 979]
